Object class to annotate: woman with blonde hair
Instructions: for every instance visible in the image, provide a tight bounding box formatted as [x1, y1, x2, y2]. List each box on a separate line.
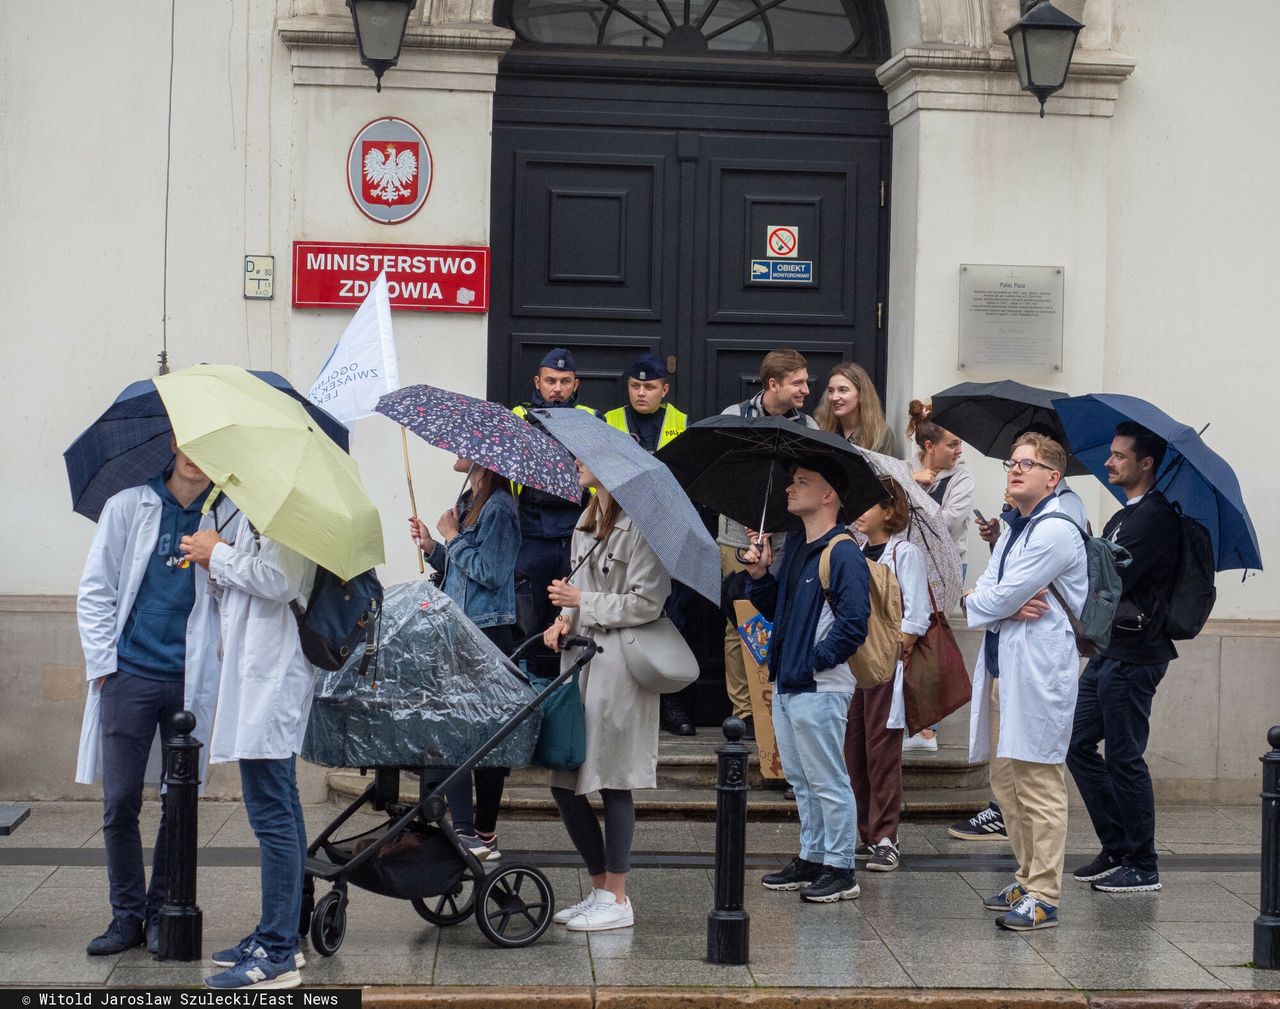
[815, 362, 896, 455]
[542, 458, 671, 933]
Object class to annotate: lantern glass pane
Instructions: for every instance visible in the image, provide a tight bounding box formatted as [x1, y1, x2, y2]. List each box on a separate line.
[1008, 27, 1031, 89]
[1025, 26, 1078, 89]
[355, 0, 411, 60]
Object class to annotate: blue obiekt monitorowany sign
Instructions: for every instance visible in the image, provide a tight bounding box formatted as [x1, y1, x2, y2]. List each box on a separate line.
[750, 259, 813, 283]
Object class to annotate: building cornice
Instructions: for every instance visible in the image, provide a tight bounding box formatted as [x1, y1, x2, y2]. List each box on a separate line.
[876, 45, 1136, 124]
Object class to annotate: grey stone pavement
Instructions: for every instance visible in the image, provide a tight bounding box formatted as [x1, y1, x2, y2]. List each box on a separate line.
[0, 800, 1275, 991]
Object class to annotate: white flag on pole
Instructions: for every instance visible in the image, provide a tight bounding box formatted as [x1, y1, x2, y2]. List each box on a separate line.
[308, 271, 400, 426]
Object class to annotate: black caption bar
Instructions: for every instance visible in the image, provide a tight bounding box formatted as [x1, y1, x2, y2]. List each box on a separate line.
[0, 992, 361, 1009]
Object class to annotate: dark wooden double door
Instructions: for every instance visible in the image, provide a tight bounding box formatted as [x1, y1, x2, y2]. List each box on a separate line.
[488, 60, 890, 722]
[488, 61, 892, 418]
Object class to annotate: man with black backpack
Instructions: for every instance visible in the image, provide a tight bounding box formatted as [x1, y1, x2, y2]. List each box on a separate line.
[1067, 422, 1181, 895]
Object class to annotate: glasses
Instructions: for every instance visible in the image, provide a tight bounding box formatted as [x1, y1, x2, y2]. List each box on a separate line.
[1003, 458, 1058, 474]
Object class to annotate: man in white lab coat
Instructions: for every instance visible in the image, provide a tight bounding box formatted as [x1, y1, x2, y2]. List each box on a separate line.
[75, 448, 228, 956]
[964, 433, 1087, 931]
[181, 514, 314, 991]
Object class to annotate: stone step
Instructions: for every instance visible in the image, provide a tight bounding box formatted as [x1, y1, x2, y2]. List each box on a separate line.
[326, 772, 992, 822]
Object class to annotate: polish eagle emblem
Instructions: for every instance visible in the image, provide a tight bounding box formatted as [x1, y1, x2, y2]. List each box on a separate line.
[363, 143, 418, 204]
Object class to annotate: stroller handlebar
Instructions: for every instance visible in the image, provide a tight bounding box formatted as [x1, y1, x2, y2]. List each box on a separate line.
[510, 632, 601, 662]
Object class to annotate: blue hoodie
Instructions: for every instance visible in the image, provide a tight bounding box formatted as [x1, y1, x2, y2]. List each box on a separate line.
[115, 476, 207, 680]
[745, 525, 870, 694]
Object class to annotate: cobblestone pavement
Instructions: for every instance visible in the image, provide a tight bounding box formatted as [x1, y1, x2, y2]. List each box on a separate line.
[0, 801, 1274, 991]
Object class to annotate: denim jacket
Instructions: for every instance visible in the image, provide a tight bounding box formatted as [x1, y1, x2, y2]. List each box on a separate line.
[427, 489, 521, 629]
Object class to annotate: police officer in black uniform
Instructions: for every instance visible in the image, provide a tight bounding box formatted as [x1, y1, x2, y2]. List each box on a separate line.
[512, 349, 600, 677]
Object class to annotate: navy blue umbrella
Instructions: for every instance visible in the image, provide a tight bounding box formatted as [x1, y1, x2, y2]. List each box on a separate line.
[65, 371, 349, 522]
[1052, 393, 1262, 572]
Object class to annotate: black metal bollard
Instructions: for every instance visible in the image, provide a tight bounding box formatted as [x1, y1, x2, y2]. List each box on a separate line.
[707, 716, 750, 965]
[1255, 726, 1280, 970]
[157, 710, 203, 961]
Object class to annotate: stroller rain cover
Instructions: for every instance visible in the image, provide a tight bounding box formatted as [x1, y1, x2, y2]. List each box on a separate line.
[302, 580, 543, 770]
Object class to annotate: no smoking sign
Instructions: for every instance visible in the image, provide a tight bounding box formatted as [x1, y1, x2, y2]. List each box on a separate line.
[766, 225, 799, 259]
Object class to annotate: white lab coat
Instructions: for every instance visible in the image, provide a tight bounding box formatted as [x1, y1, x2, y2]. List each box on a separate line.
[965, 496, 1087, 764]
[206, 513, 316, 763]
[75, 484, 232, 790]
[879, 535, 933, 730]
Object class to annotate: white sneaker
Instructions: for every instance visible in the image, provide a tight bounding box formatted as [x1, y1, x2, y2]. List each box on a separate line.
[565, 891, 634, 932]
[553, 887, 607, 925]
[902, 732, 938, 752]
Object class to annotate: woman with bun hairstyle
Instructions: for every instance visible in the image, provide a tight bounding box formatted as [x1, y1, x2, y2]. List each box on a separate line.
[814, 362, 897, 455]
[903, 399, 973, 752]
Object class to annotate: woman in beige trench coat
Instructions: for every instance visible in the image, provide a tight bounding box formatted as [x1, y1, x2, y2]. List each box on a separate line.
[542, 459, 671, 934]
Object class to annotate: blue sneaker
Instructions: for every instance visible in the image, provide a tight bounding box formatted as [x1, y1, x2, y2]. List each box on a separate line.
[211, 936, 306, 969]
[205, 947, 301, 990]
[996, 893, 1059, 931]
[1091, 865, 1161, 893]
[982, 881, 1026, 911]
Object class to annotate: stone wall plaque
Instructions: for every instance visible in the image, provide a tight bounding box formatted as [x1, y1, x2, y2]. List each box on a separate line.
[958, 264, 1064, 373]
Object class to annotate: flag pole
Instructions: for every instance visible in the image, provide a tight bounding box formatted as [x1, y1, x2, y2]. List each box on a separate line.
[401, 426, 425, 574]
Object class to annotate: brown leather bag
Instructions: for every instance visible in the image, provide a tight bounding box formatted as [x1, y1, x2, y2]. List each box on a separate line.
[903, 584, 971, 736]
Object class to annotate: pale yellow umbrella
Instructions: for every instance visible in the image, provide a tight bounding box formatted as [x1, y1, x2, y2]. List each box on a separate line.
[154, 364, 385, 579]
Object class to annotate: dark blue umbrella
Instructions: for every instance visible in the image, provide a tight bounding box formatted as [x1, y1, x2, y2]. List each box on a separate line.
[1052, 394, 1262, 571]
[65, 371, 349, 522]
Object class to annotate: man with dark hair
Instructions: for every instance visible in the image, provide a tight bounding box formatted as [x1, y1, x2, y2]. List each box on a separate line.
[512, 348, 599, 676]
[718, 350, 817, 735]
[745, 458, 869, 902]
[1067, 421, 1179, 894]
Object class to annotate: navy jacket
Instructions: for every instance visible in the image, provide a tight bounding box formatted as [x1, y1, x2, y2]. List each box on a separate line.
[745, 525, 870, 694]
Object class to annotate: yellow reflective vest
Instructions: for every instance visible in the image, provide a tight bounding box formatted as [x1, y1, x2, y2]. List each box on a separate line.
[604, 403, 687, 451]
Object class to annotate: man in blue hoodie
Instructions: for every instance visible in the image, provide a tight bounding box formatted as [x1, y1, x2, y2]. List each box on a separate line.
[77, 446, 214, 956]
[744, 457, 870, 902]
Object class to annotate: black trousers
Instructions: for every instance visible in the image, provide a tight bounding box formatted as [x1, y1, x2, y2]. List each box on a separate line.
[1066, 656, 1167, 873]
[515, 535, 572, 679]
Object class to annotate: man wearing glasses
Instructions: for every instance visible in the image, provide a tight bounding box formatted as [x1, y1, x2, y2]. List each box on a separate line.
[962, 433, 1088, 931]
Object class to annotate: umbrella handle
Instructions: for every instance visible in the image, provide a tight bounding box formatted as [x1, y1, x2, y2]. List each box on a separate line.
[401, 426, 425, 574]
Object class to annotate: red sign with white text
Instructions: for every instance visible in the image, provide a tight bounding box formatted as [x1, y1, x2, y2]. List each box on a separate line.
[292, 241, 490, 313]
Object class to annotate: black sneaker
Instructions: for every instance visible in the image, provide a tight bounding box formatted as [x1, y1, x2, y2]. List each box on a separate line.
[87, 916, 145, 956]
[800, 867, 860, 903]
[947, 801, 1007, 841]
[1073, 850, 1122, 882]
[854, 842, 874, 861]
[1091, 865, 1161, 893]
[742, 716, 756, 741]
[866, 841, 900, 872]
[761, 856, 822, 891]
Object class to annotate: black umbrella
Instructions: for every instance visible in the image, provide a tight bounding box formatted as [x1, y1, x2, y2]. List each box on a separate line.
[929, 380, 1090, 477]
[655, 416, 888, 535]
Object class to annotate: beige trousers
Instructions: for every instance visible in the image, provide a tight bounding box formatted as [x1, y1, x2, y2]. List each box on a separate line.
[987, 679, 1068, 905]
[721, 545, 753, 720]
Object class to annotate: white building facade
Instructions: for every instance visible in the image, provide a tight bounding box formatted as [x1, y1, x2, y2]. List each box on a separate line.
[1, 0, 1275, 800]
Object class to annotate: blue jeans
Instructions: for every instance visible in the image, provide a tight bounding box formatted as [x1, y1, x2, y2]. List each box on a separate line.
[239, 757, 307, 960]
[1066, 657, 1167, 873]
[772, 690, 857, 870]
[99, 671, 185, 925]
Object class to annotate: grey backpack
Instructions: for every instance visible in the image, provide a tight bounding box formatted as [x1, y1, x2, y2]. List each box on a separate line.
[1034, 512, 1131, 657]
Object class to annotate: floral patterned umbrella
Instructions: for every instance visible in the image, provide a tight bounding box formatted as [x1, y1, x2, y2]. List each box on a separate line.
[376, 384, 582, 503]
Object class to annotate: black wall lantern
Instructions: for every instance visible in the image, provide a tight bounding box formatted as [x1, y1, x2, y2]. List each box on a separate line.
[347, 0, 418, 92]
[1005, 0, 1084, 117]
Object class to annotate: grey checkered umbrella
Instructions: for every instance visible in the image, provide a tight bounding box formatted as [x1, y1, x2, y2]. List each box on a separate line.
[530, 408, 720, 605]
[852, 446, 964, 612]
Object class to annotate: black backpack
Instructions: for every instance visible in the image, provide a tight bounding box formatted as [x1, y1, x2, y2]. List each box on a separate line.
[292, 567, 383, 673]
[1163, 504, 1216, 640]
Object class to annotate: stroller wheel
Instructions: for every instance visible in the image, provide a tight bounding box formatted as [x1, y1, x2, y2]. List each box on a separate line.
[410, 867, 477, 927]
[475, 863, 554, 948]
[310, 890, 348, 957]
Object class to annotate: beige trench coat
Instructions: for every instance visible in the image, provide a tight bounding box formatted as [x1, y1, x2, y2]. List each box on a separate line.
[549, 513, 671, 795]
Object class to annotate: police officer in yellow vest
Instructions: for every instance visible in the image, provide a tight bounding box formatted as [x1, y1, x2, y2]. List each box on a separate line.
[513, 348, 600, 677]
[605, 353, 698, 736]
[603, 353, 687, 453]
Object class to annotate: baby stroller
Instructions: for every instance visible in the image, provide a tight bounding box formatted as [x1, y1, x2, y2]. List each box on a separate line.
[299, 581, 599, 954]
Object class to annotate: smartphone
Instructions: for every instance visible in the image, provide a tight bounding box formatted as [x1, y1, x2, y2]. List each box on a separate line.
[972, 508, 988, 525]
